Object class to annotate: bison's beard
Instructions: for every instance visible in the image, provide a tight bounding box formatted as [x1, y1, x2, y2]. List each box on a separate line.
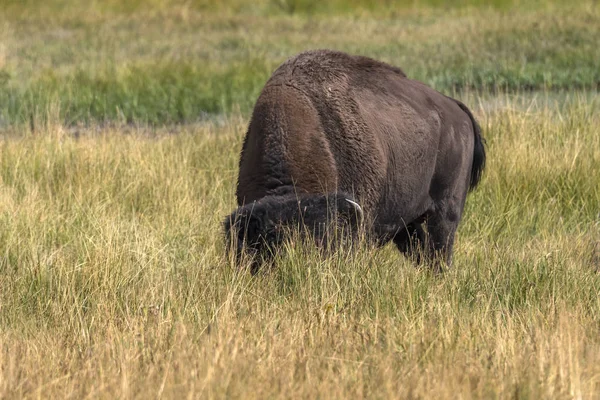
[223, 192, 363, 273]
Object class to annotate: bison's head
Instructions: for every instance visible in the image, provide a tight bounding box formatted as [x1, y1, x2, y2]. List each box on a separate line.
[224, 192, 363, 273]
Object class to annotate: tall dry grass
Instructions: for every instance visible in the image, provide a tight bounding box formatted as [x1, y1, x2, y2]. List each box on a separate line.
[1, 92, 599, 398]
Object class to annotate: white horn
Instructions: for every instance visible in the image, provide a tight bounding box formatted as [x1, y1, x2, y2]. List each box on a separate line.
[345, 198, 364, 221]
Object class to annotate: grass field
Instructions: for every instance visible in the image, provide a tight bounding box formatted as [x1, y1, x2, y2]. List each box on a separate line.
[1, 1, 600, 398]
[2, 0, 599, 127]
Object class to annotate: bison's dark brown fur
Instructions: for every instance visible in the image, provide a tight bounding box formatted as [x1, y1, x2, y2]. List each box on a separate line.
[225, 49, 486, 272]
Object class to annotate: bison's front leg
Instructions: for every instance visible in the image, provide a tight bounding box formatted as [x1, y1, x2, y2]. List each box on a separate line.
[393, 223, 426, 264]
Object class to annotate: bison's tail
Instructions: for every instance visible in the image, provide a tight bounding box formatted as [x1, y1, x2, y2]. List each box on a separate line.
[454, 100, 486, 191]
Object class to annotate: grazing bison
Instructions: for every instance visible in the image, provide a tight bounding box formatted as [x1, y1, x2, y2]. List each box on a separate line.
[224, 49, 486, 272]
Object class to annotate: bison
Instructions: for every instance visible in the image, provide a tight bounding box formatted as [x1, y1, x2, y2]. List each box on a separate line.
[224, 49, 486, 272]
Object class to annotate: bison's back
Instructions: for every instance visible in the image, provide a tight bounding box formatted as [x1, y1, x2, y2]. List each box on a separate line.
[238, 50, 476, 227]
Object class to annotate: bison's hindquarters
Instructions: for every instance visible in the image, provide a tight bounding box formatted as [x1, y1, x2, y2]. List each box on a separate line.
[224, 192, 363, 273]
[453, 100, 486, 191]
[421, 99, 487, 272]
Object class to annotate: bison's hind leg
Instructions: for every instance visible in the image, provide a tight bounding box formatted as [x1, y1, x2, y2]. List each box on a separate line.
[425, 202, 465, 272]
[392, 206, 462, 273]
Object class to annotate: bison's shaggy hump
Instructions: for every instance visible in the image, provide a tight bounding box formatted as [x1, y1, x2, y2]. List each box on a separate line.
[226, 49, 486, 273]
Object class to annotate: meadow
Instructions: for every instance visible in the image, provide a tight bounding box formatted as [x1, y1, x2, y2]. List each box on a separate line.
[1, 0, 599, 398]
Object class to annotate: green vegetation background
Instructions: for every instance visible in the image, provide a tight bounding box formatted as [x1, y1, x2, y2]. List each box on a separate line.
[1, 0, 598, 127]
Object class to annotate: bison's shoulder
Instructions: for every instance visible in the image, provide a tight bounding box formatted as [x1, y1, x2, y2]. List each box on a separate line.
[294, 49, 406, 77]
[266, 50, 407, 90]
[351, 54, 406, 77]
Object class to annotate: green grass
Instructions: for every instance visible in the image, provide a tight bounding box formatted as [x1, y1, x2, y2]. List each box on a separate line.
[0, 0, 584, 17]
[1, 1, 600, 398]
[1, 1, 599, 127]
